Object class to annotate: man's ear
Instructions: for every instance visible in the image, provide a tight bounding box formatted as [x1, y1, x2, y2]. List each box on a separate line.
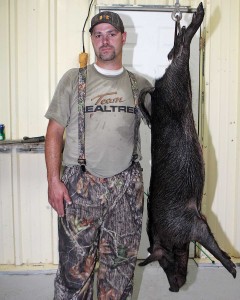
[122, 32, 127, 44]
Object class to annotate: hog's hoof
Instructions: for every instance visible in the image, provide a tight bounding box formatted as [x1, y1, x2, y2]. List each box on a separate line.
[138, 261, 146, 267]
[222, 251, 237, 278]
[230, 267, 237, 278]
[193, 2, 204, 24]
[229, 260, 237, 278]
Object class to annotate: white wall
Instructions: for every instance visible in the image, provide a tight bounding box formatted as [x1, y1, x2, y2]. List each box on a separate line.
[0, 0, 240, 265]
[0, 0, 89, 265]
[202, 0, 240, 257]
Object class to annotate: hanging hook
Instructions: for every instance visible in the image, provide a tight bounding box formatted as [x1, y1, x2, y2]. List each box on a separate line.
[171, 0, 182, 22]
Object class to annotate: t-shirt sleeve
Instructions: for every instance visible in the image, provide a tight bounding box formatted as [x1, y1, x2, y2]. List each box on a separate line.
[45, 69, 77, 127]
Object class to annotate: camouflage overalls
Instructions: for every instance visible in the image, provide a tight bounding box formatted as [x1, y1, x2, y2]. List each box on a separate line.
[54, 68, 144, 300]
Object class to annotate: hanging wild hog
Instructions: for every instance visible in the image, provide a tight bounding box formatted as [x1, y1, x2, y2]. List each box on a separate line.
[138, 2, 236, 292]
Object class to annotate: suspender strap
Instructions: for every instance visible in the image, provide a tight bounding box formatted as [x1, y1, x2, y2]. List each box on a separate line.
[77, 67, 141, 171]
[127, 70, 141, 161]
[77, 67, 87, 171]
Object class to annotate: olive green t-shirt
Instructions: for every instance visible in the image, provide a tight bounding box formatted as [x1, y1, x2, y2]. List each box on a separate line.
[45, 64, 151, 177]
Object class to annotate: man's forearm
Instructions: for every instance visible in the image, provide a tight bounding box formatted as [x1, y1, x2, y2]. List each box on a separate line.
[45, 120, 64, 183]
[45, 120, 71, 216]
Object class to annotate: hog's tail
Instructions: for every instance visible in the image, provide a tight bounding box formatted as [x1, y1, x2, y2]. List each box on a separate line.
[138, 87, 154, 128]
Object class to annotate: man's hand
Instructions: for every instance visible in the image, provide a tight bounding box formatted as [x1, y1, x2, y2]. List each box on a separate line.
[48, 179, 71, 217]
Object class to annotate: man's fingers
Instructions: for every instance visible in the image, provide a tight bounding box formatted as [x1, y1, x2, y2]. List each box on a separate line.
[63, 191, 72, 205]
[56, 200, 65, 217]
[48, 197, 65, 217]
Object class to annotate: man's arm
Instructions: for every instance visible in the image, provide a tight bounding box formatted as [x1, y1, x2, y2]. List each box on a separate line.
[45, 119, 71, 216]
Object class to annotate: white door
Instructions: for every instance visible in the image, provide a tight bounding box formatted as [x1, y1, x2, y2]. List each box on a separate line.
[100, 8, 201, 258]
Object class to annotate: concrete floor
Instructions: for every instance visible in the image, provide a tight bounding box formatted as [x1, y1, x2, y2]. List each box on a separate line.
[0, 259, 239, 300]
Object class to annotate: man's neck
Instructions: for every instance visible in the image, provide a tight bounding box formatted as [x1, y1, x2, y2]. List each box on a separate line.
[95, 60, 123, 70]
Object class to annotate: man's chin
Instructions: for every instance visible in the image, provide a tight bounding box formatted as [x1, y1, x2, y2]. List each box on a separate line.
[99, 53, 115, 61]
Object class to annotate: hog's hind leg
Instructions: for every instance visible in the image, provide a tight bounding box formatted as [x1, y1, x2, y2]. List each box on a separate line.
[183, 2, 204, 45]
[191, 216, 237, 278]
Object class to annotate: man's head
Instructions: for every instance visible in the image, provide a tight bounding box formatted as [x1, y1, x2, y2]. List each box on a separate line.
[90, 11, 126, 69]
[89, 11, 124, 34]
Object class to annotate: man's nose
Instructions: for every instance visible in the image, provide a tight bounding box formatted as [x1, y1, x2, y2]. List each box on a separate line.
[102, 34, 109, 44]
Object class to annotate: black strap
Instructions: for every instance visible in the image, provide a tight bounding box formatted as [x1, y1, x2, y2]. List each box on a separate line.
[77, 67, 87, 171]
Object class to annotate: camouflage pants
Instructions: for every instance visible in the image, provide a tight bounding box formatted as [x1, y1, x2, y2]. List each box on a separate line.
[54, 162, 144, 300]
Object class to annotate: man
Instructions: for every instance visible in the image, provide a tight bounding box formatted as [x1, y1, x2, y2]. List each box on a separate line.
[45, 11, 151, 300]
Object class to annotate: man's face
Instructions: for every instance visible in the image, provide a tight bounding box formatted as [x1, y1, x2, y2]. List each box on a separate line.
[91, 23, 126, 63]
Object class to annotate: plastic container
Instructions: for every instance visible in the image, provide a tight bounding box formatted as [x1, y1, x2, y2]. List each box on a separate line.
[0, 124, 5, 140]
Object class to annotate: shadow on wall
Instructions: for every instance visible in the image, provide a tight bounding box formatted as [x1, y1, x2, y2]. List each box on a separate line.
[202, 5, 239, 257]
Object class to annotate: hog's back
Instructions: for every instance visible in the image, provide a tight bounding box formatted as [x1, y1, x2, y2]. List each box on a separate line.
[149, 55, 205, 229]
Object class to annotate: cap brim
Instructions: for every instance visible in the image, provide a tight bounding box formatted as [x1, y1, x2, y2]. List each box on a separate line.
[89, 21, 122, 33]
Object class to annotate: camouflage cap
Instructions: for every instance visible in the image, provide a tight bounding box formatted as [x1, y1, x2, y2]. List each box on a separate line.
[89, 11, 125, 33]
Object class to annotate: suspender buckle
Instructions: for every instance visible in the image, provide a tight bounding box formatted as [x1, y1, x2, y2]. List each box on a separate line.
[78, 158, 86, 172]
[132, 154, 138, 161]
